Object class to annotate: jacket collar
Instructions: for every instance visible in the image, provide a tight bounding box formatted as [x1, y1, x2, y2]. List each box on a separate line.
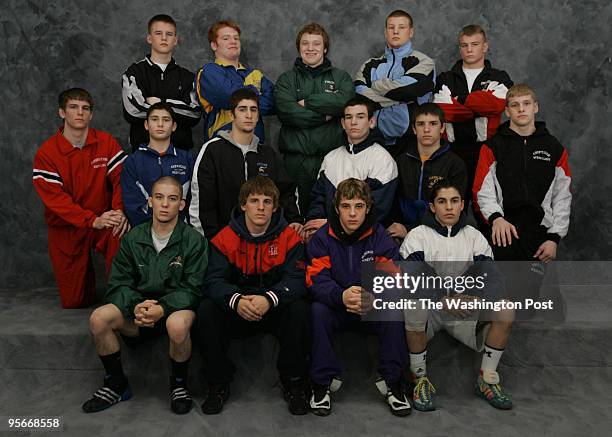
[327, 206, 377, 245]
[145, 54, 177, 70]
[215, 58, 246, 70]
[54, 127, 99, 155]
[137, 143, 178, 156]
[345, 128, 385, 154]
[421, 209, 468, 237]
[404, 140, 451, 161]
[218, 129, 259, 153]
[450, 59, 492, 76]
[385, 41, 413, 60]
[496, 120, 550, 139]
[134, 220, 185, 248]
[228, 207, 287, 242]
[294, 57, 332, 76]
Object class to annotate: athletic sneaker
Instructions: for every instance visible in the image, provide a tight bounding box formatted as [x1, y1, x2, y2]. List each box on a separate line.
[412, 375, 436, 412]
[475, 370, 513, 410]
[82, 376, 132, 413]
[281, 378, 310, 415]
[201, 383, 230, 415]
[384, 379, 411, 417]
[310, 383, 331, 416]
[170, 383, 193, 415]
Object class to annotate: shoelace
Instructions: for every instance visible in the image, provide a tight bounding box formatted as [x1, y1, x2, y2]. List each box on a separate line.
[415, 377, 436, 402]
[488, 383, 509, 401]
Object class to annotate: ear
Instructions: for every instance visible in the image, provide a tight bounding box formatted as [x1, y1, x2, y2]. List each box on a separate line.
[412, 124, 417, 135]
[408, 27, 415, 40]
[440, 122, 446, 134]
[148, 198, 153, 209]
[146, 33, 152, 45]
[58, 108, 66, 120]
[483, 41, 489, 54]
[340, 117, 346, 130]
[179, 199, 186, 211]
[240, 203, 247, 212]
[504, 107, 510, 118]
[534, 101, 539, 115]
[171, 121, 177, 132]
[368, 117, 376, 129]
[429, 202, 436, 214]
[144, 119, 149, 131]
[210, 41, 218, 53]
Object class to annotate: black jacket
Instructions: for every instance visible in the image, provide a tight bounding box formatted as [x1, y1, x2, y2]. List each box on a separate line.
[190, 131, 302, 239]
[392, 142, 467, 228]
[122, 55, 201, 150]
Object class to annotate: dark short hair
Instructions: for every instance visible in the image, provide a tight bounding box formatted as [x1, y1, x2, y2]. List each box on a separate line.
[429, 178, 463, 202]
[152, 175, 183, 198]
[146, 102, 175, 122]
[386, 9, 413, 27]
[344, 95, 376, 119]
[296, 22, 330, 52]
[459, 24, 486, 42]
[239, 176, 280, 208]
[334, 178, 373, 209]
[230, 88, 259, 113]
[58, 88, 94, 110]
[148, 14, 177, 33]
[412, 102, 445, 126]
[208, 20, 241, 44]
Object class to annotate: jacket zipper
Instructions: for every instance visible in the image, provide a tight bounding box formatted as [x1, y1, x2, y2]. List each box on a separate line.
[387, 50, 396, 78]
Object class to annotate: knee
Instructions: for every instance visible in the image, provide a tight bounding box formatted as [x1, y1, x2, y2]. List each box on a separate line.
[89, 304, 122, 335]
[166, 314, 192, 344]
[311, 301, 334, 324]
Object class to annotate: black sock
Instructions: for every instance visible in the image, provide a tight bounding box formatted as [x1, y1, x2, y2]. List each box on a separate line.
[171, 358, 189, 387]
[99, 351, 127, 392]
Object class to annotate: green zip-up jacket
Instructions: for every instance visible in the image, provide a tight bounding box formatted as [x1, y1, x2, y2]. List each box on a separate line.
[275, 58, 354, 156]
[105, 220, 208, 319]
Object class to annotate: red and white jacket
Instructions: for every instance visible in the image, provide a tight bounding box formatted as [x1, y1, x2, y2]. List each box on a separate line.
[473, 121, 572, 243]
[33, 127, 127, 228]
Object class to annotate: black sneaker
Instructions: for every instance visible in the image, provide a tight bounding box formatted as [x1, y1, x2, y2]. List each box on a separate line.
[201, 383, 230, 415]
[281, 378, 310, 415]
[310, 383, 331, 416]
[82, 376, 132, 413]
[385, 380, 411, 417]
[170, 383, 193, 415]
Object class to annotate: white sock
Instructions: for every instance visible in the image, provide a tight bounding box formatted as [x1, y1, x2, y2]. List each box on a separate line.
[481, 343, 504, 373]
[409, 349, 427, 377]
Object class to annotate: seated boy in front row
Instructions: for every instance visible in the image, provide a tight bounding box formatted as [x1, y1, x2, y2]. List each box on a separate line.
[306, 178, 410, 417]
[82, 176, 209, 415]
[400, 179, 514, 411]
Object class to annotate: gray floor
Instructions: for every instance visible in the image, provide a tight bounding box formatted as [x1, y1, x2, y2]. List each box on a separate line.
[1, 287, 611, 437]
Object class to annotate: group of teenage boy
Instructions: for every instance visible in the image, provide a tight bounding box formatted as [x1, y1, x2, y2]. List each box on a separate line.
[32, 8, 572, 418]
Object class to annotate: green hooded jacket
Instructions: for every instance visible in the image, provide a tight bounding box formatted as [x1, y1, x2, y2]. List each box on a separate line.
[105, 220, 208, 319]
[275, 58, 354, 156]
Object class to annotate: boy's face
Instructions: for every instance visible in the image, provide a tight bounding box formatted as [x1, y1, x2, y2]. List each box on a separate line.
[148, 182, 184, 224]
[385, 16, 413, 49]
[336, 196, 370, 235]
[413, 113, 445, 148]
[299, 33, 326, 68]
[459, 33, 488, 67]
[145, 109, 176, 141]
[241, 193, 276, 228]
[341, 104, 375, 144]
[505, 94, 539, 129]
[147, 21, 177, 56]
[231, 98, 259, 133]
[429, 187, 464, 227]
[211, 26, 241, 61]
[59, 98, 93, 130]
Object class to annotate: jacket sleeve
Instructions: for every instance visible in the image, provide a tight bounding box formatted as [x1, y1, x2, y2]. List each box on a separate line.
[33, 149, 97, 228]
[122, 64, 149, 124]
[306, 158, 331, 221]
[370, 54, 435, 103]
[203, 242, 243, 311]
[473, 144, 504, 223]
[120, 155, 151, 226]
[306, 230, 346, 309]
[304, 70, 355, 117]
[191, 143, 220, 237]
[254, 73, 275, 116]
[464, 78, 511, 117]
[104, 237, 145, 319]
[274, 71, 328, 128]
[547, 149, 572, 242]
[275, 152, 303, 224]
[106, 139, 127, 211]
[195, 64, 237, 112]
[165, 69, 202, 128]
[433, 83, 475, 122]
[448, 154, 468, 200]
[354, 59, 398, 108]
[266, 235, 307, 308]
[157, 233, 209, 315]
[367, 149, 399, 222]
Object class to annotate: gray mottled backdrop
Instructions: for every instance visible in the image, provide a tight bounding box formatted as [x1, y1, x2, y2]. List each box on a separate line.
[1, 0, 610, 287]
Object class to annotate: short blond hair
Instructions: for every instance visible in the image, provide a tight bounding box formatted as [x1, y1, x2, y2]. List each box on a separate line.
[459, 24, 486, 41]
[506, 83, 537, 105]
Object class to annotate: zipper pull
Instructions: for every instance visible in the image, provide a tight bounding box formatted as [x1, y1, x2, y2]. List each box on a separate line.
[161, 72, 164, 80]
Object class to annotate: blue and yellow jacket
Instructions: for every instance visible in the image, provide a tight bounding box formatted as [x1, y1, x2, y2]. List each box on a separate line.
[194, 59, 274, 143]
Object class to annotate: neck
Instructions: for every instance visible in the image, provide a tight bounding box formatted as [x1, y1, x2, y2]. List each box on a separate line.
[152, 217, 177, 237]
[509, 122, 536, 137]
[217, 55, 240, 68]
[148, 138, 171, 153]
[462, 61, 485, 69]
[418, 142, 441, 159]
[150, 51, 172, 64]
[62, 125, 88, 146]
[246, 219, 270, 235]
[348, 134, 368, 146]
[230, 129, 254, 146]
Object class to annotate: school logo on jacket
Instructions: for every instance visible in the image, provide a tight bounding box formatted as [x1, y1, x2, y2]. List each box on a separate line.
[532, 150, 551, 162]
[257, 162, 270, 176]
[428, 175, 445, 189]
[169, 256, 183, 268]
[324, 80, 336, 93]
[268, 243, 278, 257]
[91, 157, 108, 169]
[361, 250, 374, 262]
[171, 164, 187, 175]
